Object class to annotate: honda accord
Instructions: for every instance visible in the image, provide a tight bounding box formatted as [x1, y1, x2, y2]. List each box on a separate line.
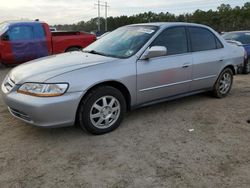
[1, 23, 244, 134]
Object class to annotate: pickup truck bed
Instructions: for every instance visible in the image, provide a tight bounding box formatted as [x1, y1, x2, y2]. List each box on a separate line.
[51, 31, 96, 54]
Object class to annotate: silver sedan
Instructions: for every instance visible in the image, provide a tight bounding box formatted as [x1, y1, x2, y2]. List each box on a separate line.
[1, 22, 244, 134]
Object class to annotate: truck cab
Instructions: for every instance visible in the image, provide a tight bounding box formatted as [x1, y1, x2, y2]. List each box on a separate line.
[0, 21, 96, 65]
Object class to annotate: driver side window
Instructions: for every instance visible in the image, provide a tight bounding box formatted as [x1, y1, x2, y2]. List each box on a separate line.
[151, 27, 188, 55]
[8, 26, 34, 41]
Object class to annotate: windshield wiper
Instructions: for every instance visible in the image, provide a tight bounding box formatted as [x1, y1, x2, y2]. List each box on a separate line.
[83, 50, 107, 56]
[83, 50, 123, 59]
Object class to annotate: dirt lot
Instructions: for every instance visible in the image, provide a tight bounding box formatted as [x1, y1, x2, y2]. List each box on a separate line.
[0, 67, 250, 188]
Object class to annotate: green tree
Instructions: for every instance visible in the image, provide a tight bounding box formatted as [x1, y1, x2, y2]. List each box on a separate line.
[54, 3, 250, 33]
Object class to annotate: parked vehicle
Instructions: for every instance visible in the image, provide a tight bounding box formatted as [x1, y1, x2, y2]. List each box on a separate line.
[0, 21, 96, 65]
[97, 32, 111, 40]
[1, 22, 244, 135]
[49, 26, 57, 32]
[222, 31, 250, 74]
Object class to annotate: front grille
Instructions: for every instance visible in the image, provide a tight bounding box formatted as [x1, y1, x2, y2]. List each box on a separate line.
[9, 107, 32, 122]
[2, 77, 15, 93]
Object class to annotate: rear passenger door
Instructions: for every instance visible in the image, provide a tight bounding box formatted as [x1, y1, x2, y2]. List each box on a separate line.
[137, 27, 193, 104]
[32, 23, 49, 59]
[188, 26, 225, 91]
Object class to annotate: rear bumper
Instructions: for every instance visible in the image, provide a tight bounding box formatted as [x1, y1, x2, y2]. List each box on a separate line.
[1, 90, 84, 128]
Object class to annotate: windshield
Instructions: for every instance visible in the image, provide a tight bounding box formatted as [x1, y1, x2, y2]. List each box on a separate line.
[84, 25, 158, 58]
[0, 22, 9, 35]
[222, 32, 250, 45]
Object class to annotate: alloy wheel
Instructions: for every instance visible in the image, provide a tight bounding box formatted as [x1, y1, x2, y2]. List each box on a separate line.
[90, 96, 121, 129]
[219, 72, 232, 94]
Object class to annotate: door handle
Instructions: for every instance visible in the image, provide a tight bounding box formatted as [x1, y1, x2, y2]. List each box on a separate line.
[182, 63, 191, 68]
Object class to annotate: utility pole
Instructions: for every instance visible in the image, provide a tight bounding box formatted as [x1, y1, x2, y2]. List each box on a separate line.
[96, 0, 101, 31]
[105, 2, 108, 31]
[95, 1, 109, 32]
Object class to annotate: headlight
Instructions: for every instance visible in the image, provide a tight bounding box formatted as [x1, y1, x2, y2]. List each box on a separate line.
[17, 83, 69, 97]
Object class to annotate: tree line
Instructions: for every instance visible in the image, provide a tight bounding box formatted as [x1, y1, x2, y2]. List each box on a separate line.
[55, 3, 250, 33]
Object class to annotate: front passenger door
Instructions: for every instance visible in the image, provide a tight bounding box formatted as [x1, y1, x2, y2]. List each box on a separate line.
[137, 27, 193, 105]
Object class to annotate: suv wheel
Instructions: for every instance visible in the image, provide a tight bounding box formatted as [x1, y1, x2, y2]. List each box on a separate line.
[77, 86, 126, 135]
[213, 68, 233, 98]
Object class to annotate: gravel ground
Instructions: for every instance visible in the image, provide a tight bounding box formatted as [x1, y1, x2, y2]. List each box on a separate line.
[0, 67, 250, 188]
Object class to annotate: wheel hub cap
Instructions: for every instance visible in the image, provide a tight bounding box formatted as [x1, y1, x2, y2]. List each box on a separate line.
[90, 96, 121, 129]
[101, 106, 112, 118]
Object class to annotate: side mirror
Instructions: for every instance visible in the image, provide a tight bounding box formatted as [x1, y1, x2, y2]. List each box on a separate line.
[1, 34, 9, 41]
[141, 46, 167, 60]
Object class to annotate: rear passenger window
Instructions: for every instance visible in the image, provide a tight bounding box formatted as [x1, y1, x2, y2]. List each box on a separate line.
[151, 27, 188, 55]
[189, 27, 217, 52]
[33, 24, 46, 39]
[216, 37, 223, 49]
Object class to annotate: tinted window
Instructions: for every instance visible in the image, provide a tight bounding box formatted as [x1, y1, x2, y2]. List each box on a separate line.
[8, 26, 33, 41]
[151, 27, 188, 55]
[216, 37, 223, 49]
[189, 27, 217, 52]
[222, 32, 250, 45]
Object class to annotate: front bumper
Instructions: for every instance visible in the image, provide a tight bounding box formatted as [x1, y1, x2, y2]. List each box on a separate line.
[1, 89, 84, 128]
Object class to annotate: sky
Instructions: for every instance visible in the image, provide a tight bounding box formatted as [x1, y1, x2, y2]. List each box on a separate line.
[0, 0, 248, 25]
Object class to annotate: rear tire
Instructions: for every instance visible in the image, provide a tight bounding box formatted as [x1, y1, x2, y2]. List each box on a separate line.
[243, 60, 250, 74]
[213, 68, 233, 98]
[77, 86, 126, 135]
[66, 47, 81, 52]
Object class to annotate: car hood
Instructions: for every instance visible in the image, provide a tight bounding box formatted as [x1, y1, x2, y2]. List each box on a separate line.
[9, 52, 118, 84]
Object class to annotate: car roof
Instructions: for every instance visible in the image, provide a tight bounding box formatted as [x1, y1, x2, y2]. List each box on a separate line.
[130, 22, 209, 28]
[0, 20, 45, 26]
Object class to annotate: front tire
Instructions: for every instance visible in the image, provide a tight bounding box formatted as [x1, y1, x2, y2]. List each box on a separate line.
[213, 68, 233, 98]
[77, 86, 126, 135]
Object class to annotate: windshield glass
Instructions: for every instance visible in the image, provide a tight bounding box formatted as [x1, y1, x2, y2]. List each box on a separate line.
[222, 32, 250, 45]
[84, 25, 158, 58]
[0, 22, 9, 35]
